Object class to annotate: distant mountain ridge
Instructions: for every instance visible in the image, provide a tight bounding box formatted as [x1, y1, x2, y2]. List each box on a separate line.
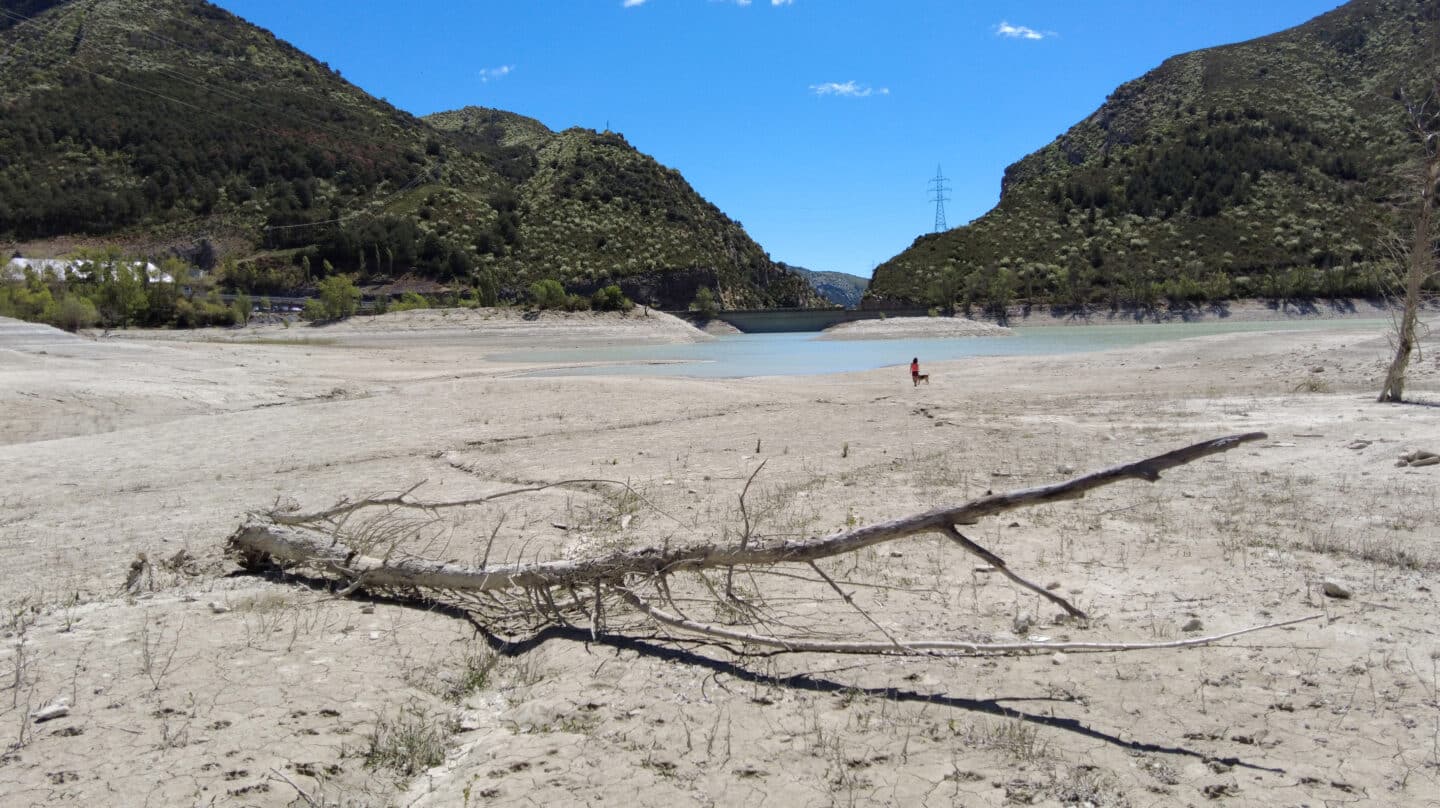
[868, 0, 1440, 310]
[0, 0, 818, 309]
[779, 263, 870, 308]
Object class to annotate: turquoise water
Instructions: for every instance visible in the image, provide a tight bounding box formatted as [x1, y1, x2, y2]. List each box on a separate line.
[505, 319, 1387, 379]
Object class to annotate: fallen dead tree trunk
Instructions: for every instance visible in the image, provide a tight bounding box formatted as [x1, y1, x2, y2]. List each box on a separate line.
[226, 432, 1323, 656]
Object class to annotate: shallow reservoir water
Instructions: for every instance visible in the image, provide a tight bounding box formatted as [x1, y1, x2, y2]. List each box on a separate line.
[504, 319, 1387, 379]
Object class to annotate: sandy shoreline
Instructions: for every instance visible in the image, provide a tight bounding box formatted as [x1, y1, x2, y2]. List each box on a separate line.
[1, 309, 1438, 807]
[74, 297, 1427, 353]
[817, 317, 1011, 340]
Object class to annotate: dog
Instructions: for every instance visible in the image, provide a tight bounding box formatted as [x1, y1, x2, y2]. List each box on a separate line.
[912, 373, 930, 386]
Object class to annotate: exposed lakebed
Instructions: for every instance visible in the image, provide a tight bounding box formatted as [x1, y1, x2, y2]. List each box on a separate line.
[504, 318, 1390, 378]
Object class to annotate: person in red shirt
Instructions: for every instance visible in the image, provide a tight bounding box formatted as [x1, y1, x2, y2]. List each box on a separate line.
[910, 357, 920, 386]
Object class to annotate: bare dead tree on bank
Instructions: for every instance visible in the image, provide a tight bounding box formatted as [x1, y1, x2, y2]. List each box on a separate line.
[227, 433, 1320, 657]
[1379, 80, 1440, 403]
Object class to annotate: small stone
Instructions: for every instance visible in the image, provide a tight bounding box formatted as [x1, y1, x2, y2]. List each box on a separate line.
[207, 602, 229, 614]
[1056, 464, 1076, 475]
[1012, 613, 1035, 634]
[1322, 581, 1352, 600]
[368, 631, 381, 640]
[359, 605, 374, 614]
[31, 699, 70, 723]
[1310, 366, 1324, 373]
[1051, 652, 1066, 666]
[1202, 782, 1239, 799]
[1182, 618, 1204, 633]
[620, 514, 633, 530]
[1045, 581, 1061, 591]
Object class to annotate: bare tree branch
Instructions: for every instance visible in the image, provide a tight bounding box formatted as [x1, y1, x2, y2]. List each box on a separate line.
[223, 433, 1298, 658]
[944, 526, 1086, 618]
[232, 433, 1266, 593]
[726, 460, 768, 600]
[268, 477, 681, 527]
[617, 586, 1322, 656]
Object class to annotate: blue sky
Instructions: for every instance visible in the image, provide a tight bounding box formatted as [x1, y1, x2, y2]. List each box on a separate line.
[214, 0, 1346, 278]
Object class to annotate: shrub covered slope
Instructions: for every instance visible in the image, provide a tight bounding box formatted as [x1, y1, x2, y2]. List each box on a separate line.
[0, 0, 816, 309]
[868, 0, 1440, 310]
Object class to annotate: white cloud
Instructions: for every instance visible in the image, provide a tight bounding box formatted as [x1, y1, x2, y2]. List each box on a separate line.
[479, 65, 514, 82]
[810, 81, 889, 98]
[622, 0, 646, 7]
[772, 0, 794, 5]
[995, 21, 1048, 40]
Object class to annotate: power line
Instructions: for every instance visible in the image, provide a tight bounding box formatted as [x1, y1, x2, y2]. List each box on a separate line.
[927, 164, 951, 233]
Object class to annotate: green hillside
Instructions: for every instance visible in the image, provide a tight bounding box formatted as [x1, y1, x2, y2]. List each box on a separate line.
[426, 109, 817, 309]
[868, 0, 1440, 310]
[0, 0, 816, 309]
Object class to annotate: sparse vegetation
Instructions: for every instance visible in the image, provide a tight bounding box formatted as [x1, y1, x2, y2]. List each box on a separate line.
[361, 702, 451, 781]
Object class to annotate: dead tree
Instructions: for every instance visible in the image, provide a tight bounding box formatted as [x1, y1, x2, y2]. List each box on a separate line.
[227, 433, 1319, 656]
[1380, 81, 1440, 403]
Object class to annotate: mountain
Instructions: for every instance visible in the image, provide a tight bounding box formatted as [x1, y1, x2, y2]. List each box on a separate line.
[0, 0, 817, 310]
[780, 263, 870, 308]
[868, 0, 1440, 310]
[425, 108, 818, 309]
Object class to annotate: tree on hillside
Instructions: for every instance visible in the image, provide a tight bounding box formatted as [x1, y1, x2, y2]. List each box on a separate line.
[1378, 82, 1440, 403]
[314, 274, 360, 320]
[590, 284, 634, 312]
[690, 286, 719, 318]
[926, 266, 963, 315]
[529, 279, 567, 310]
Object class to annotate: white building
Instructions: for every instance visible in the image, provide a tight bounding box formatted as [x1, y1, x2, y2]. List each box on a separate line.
[3, 257, 173, 284]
